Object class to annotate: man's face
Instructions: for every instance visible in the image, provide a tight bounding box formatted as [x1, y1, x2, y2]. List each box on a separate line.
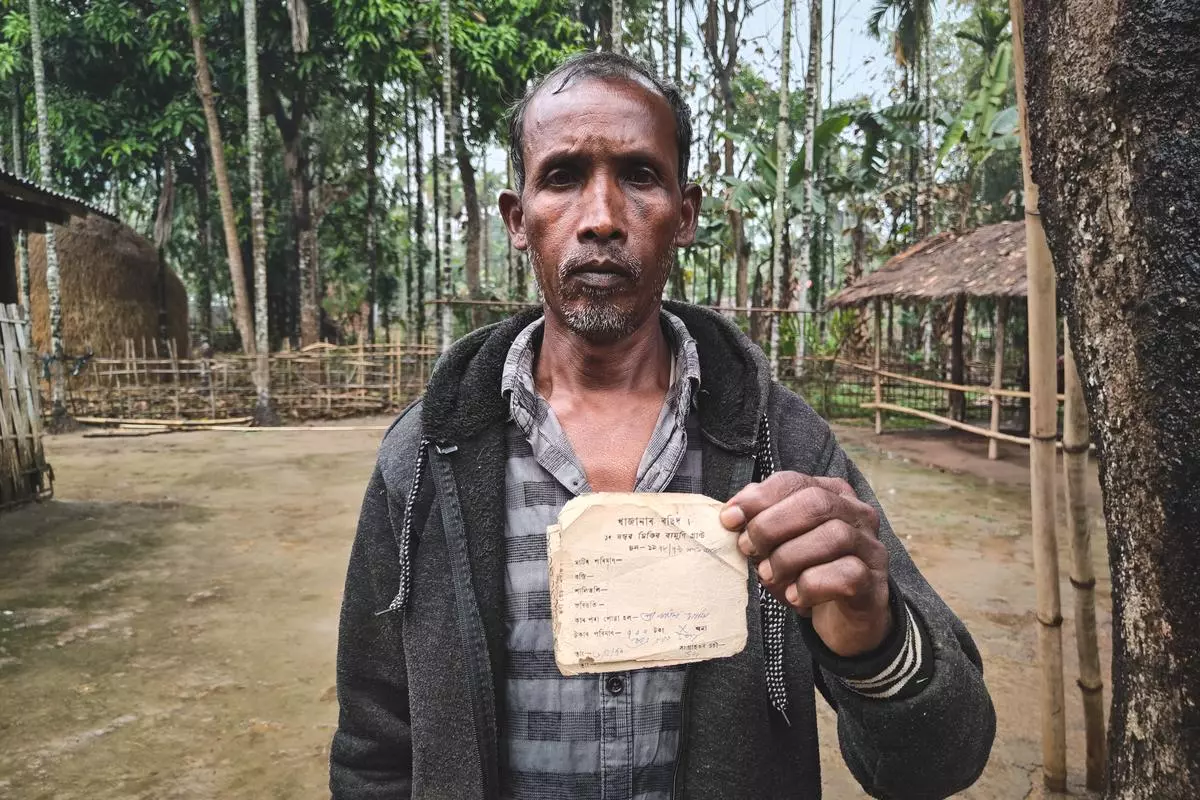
[499, 76, 702, 342]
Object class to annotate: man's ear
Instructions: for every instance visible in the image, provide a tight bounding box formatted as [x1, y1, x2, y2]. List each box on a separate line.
[498, 189, 529, 251]
[673, 182, 703, 247]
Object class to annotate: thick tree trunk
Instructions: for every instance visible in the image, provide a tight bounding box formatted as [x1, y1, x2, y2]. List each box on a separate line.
[11, 86, 29, 310]
[767, 0, 794, 380]
[1025, 0, 1200, 795]
[794, 0, 822, 369]
[244, 0, 275, 422]
[28, 0, 68, 422]
[366, 79, 379, 343]
[188, 0, 255, 354]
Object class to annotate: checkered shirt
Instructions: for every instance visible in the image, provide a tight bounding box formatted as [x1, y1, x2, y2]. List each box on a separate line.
[499, 311, 702, 800]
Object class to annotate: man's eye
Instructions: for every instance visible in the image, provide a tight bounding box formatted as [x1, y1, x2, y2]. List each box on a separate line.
[545, 169, 576, 187]
[628, 167, 658, 185]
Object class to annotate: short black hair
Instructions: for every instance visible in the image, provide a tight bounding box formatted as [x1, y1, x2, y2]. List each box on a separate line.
[507, 51, 693, 193]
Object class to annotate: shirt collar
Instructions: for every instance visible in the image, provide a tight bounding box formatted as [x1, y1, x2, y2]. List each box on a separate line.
[500, 310, 702, 408]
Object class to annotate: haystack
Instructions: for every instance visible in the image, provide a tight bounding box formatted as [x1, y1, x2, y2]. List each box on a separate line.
[28, 215, 189, 357]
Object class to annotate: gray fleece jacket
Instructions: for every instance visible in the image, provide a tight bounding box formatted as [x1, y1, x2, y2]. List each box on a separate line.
[329, 302, 995, 800]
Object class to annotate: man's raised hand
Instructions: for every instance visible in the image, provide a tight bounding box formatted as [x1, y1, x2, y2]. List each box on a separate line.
[719, 472, 893, 658]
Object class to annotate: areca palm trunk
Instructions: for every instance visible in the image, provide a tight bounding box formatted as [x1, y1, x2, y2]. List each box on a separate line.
[27, 0, 67, 422]
[188, 0, 256, 354]
[795, 0, 823, 372]
[660, 0, 670, 78]
[440, 0, 454, 353]
[768, 0, 794, 380]
[366, 79, 379, 343]
[11, 86, 30, 310]
[412, 93, 427, 343]
[244, 0, 274, 421]
[612, 0, 624, 54]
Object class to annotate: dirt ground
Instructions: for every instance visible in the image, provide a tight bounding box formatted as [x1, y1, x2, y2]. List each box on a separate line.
[0, 417, 1111, 799]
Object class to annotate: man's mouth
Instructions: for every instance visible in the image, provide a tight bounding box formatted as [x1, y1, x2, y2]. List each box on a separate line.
[564, 260, 635, 290]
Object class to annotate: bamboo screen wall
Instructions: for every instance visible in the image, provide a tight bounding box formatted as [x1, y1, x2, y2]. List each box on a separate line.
[0, 303, 51, 510]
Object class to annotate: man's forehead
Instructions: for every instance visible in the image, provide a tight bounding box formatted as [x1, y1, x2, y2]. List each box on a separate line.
[522, 75, 676, 153]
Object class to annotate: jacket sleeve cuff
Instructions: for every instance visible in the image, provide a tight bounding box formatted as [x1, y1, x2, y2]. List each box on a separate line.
[799, 578, 934, 700]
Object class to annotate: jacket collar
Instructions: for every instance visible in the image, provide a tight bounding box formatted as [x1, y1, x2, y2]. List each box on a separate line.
[421, 301, 771, 454]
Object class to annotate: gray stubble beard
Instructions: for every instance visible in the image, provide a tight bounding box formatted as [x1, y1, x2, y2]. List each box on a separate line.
[532, 247, 676, 342]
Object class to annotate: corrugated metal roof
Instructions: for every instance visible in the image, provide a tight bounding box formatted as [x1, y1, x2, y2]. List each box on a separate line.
[0, 168, 117, 222]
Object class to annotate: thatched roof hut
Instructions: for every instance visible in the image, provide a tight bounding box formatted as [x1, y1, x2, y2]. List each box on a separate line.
[826, 221, 1026, 308]
[28, 215, 189, 357]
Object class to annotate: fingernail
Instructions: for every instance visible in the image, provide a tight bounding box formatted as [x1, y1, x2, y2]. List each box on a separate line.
[737, 533, 757, 558]
[757, 559, 773, 582]
[785, 584, 800, 606]
[720, 504, 745, 530]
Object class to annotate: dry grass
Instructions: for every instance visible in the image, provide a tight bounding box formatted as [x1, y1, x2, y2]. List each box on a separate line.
[28, 215, 189, 358]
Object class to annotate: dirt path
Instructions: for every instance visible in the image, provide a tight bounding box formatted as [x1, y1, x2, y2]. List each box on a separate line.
[0, 419, 1110, 798]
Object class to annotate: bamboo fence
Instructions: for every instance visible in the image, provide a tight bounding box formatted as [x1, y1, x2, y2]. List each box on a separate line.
[0, 303, 52, 510]
[50, 339, 439, 422]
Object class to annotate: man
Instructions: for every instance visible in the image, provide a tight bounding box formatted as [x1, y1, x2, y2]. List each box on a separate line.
[331, 52, 995, 800]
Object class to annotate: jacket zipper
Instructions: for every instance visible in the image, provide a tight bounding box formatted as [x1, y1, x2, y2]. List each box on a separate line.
[670, 668, 694, 799]
[432, 444, 498, 800]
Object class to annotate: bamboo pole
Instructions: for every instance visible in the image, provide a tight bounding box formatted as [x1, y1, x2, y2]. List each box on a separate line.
[989, 298, 1008, 460]
[860, 402, 1035, 445]
[873, 297, 883, 435]
[1063, 321, 1107, 790]
[1010, 0, 1067, 788]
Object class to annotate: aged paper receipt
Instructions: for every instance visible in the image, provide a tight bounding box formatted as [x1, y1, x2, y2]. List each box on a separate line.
[547, 492, 749, 675]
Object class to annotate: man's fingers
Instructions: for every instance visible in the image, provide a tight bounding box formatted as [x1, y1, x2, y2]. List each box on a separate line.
[755, 519, 886, 593]
[739, 485, 879, 558]
[720, 472, 816, 530]
[783, 555, 877, 612]
[721, 472, 860, 531]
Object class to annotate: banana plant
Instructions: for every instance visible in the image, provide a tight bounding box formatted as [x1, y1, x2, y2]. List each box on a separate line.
[936, 40, 1019, 229]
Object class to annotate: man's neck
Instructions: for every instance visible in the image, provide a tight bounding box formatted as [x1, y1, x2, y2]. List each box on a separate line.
[535, 306, 671, 399]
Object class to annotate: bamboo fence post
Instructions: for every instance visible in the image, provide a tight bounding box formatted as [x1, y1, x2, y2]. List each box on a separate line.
[873, 297, 883, 435]
[1011, 0, 1068, 788]
[1063, 321, 1107, 790]
[169, 339, 181, 418]
[988, 298, 1008, 460]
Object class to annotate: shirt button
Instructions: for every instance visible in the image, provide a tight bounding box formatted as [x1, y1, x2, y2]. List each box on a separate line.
[605, 676, 625, 696]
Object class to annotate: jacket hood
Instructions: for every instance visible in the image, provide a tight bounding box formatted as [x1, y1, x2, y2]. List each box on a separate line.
[420, 301, 772, 454]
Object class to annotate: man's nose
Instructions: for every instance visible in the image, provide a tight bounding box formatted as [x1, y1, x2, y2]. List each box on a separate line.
[577, 174, 626, 244]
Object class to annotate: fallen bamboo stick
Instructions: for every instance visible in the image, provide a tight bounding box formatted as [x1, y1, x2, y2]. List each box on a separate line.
[203, 424, 391, 432]
[74, 415, 254, 427]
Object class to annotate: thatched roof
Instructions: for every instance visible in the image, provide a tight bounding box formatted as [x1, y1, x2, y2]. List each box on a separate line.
[826, 221, 1027, 308]
[29, 215, 189, 357]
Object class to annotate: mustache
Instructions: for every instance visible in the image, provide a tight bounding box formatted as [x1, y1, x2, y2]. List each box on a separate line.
[556, 248, 644, 281]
